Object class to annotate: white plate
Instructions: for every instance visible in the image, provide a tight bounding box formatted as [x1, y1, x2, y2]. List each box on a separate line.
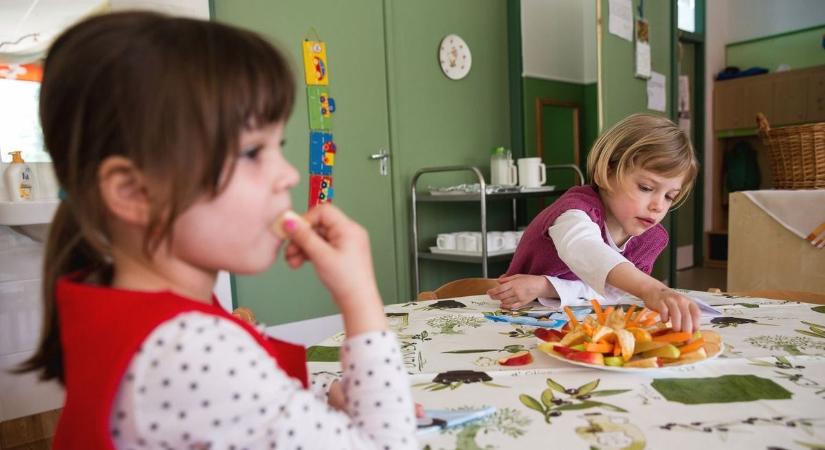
[535, 336, 723, 373]
[429, 247, 515, 257]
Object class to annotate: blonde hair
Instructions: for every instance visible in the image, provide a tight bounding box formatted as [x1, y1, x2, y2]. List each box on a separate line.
[586, 113, 698, 208]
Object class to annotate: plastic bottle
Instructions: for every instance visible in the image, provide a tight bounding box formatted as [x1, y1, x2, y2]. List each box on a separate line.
[3, 151, 35, 201]
[490, 146, 508, 186]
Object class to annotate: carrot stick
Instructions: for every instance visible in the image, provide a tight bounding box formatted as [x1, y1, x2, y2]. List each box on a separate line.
[563, 306, 579, 328]
[604, 306, 615, 322]
[585, 342, 613, 353]
[629, 307, 649, 327]
[591, 299, 605, 325]
[652, 331, 692, 343]
[678, 337, 705, 354]
[624, 305, 637, 326]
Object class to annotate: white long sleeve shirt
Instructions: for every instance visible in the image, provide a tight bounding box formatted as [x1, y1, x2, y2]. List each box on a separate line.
[110, 312, 416, 450]
[538, 209, 631, 307]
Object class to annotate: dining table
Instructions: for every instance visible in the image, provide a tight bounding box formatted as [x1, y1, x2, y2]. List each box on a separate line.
[305, 289, 825, 450]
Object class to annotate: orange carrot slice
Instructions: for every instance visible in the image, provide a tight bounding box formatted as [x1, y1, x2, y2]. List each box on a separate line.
[652, 331, 692, 343]
[591, 299, 605, 324]
[585, 342, 613, 353]
[678, 337, 706, 354]
[624, 305, 637, 326]
[564, 306, 579, 328]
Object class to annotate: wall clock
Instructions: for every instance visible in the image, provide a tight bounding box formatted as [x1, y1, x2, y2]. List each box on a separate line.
[438, 34, 471, 80]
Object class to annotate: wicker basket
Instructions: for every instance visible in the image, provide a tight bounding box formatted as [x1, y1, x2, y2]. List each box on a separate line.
[756, 113, 825, 189]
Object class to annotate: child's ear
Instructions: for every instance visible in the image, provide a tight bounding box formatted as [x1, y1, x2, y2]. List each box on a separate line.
[98, 156, 152, 225]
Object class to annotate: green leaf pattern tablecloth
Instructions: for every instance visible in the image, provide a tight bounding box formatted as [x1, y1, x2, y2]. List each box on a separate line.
[307, 290, 825, 450]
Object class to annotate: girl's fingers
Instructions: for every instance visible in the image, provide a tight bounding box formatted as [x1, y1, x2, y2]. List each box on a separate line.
[657, 301, 670, 325]
[668, 298, 683, 332]
[487, 283, 513, 298]
[497, 274, 519, 283]
[689, 301, 701, 333]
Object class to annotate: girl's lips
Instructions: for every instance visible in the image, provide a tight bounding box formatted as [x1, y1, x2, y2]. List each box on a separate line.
[637, 217, 654, 226]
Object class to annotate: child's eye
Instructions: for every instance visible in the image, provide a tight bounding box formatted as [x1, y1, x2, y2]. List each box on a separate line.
[665, 196, 675, 202]
[240, 145, 263, 159]
[638, 184, 652, 192]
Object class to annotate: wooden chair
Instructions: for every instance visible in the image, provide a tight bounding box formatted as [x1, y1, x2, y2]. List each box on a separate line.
[417, 278, 500, 300]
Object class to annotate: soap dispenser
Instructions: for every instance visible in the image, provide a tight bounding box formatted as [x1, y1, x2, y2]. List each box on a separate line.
[3, 151, 35, 201]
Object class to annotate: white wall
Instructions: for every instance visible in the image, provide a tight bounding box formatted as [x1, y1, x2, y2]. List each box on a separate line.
[723, 0, 825, 43]
[521, 0, 597, 83]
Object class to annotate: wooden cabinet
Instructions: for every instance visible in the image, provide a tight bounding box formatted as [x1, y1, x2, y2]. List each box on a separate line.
[773, 72, 808, 125]
[807, 68, 825, 122]
[714, 65, 825, 131]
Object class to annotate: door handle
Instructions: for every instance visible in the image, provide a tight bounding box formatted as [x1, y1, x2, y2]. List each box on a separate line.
[369, 148, 389, 176]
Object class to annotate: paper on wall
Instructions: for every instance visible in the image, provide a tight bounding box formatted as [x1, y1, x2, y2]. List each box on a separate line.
[635, 41, 651, 78]
[647, 71, 666, 112]
[608, 0, 633, 41]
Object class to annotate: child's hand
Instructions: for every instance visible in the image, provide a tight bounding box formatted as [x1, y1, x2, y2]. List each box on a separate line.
[487, 274, 552, 310]
[283, 204, 380, 309]
[327, 380, 346, 411]
[640, 286, 701, 333]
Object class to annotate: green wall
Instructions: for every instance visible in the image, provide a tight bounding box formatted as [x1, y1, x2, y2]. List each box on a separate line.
[599, 0, 674, 280]
[727, 25, 825, 71]
[521, 77, 598, 216]
[385, 0, 512, 297]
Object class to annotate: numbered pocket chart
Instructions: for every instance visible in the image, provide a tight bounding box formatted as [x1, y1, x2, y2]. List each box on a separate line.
[302, 40, 329, 86]
[309, 131, 336, 176]
[308, 174, 334, 207]
[307, 86, 336, 130]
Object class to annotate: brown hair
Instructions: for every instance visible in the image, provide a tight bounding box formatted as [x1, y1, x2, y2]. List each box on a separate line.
[586, 113, 698, 208]
[18, 11, 295, 383]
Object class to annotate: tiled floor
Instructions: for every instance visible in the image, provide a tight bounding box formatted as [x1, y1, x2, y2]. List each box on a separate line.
[675, 265, 726, 292]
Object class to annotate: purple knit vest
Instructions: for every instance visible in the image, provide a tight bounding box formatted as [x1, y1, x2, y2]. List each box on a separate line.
[506, 185, 668, 280]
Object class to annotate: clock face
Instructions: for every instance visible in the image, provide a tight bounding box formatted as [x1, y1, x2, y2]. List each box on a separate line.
[438, 34, 472, 80]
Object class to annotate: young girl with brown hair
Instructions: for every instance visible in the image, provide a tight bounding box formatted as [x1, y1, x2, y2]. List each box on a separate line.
[489, 114, 702, 332]
[20, 11, 415, 449]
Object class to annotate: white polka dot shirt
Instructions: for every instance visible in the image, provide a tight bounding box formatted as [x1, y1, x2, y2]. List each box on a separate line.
[110, 312, 417, 449]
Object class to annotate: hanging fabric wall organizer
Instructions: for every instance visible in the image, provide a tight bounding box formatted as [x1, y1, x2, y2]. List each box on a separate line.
[302, 33, 337, 207]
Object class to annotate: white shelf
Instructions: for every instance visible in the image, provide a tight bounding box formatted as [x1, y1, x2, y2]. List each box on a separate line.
[0, 200, 59, 225]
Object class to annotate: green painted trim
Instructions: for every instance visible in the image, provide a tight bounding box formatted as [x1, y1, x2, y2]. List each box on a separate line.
[693, 2, 706, 265]
[508, 0, 524, 158]
[716, 128, 759, 139]
[695, 0, 704, 36]
[208, 0, 215, 20]
[230, 274, 238, 310]
[727, 23, 825, 47]
[669, 0, 678, 286]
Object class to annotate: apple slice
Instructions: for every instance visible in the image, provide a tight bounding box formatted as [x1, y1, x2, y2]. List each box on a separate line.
[614, 328, 636, 362]
[701, 330, 722, 344]
[592, 325, 616, 343]
[679, 347, 708, 363]
[639, 344, 681, 359]
[567, 351, 605, 365]
[623, 356, 661, 368]
[550, 344, 578, 356]
[628, 327, 652, 344]
[604, 356, 624, 367]
[560, 329, 588, 347]
[634, 340, 670, 353]
[534, 328, 564, 342]
[498, 350, 533, 366]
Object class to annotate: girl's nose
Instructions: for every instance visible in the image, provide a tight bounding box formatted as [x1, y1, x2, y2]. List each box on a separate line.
[276, 160, 300, 191]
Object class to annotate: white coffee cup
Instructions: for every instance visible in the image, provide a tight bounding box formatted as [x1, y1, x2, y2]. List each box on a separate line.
[484, 232, 505, 252]
[517, 157, 547, 188]
[457, 232, 480, 252]
[502, 231, 519, 250]
[436, 233, 457, 250]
